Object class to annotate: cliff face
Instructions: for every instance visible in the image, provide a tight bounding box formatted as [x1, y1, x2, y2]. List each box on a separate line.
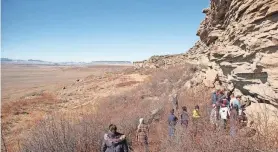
[134, 0, 278, 105]
[191, 0, 278, 105]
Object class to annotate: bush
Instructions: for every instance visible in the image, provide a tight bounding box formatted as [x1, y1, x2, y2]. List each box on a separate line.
[20, 63, 278, 152]
[21, 113, 105, 152]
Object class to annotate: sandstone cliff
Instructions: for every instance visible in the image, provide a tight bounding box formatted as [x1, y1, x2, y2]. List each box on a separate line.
[134, 0, 278, 105]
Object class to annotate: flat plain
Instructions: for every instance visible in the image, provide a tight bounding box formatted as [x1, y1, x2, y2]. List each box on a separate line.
[1, 64, 130, 102]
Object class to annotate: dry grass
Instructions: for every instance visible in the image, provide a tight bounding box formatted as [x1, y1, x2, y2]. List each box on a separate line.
[1, 93, 62, 151]
[6, 63, 278, 152]
[1, 65, 134, 152]
[20, 113, 107, 152]
[17, 64, 194, 152]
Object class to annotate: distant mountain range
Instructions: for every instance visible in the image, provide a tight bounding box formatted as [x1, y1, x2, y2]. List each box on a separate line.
[1, 58, 132, 65]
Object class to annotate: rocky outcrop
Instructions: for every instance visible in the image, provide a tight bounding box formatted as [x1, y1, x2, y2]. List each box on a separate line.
[133, 54, 190, 69]
[190, 0, 278, 105]
[134, 0, 278, 105]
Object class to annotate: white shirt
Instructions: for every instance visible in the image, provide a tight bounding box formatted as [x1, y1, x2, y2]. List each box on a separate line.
[219, 107, 229, 120]
[238, 109, 242, 116]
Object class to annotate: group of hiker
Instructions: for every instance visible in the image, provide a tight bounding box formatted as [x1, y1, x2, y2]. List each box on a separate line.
[210, 88, 245, 137]
[168, 88, 246, 138]
[167, 104, 200, 137]
[101, 88, 246, 152]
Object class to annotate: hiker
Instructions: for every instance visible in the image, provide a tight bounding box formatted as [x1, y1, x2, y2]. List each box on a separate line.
[215, 89, 225, 120]
[180, 106, 189, 128]
[236, 95, 242, 114]
[219, 100, 230, 130]
[217, 89, 226, 104]
[171, 93, 179, 110]
[193, 105, 201, 119]
[230, 94, 241, 115]
[210, 89, 219, 117]
[168, 109, 178, 137]
[226, 85, 236, 104]
[136, 118, 149, 152]
[192, 105, 201, 136]
[211, 89, 220, 105]
[102, 124, 129, 152]
[210, 104, 218, 130]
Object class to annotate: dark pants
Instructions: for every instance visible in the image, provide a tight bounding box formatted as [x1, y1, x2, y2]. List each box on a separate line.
[216, 106, 220, 120]
[181, 120, 188, 128]
[221, 119, 227, 129]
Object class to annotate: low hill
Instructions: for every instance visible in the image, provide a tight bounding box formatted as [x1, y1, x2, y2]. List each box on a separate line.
[1, 58, 132, 66]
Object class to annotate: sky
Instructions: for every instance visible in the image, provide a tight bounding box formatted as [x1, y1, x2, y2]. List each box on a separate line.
[2, 0, 209, 62]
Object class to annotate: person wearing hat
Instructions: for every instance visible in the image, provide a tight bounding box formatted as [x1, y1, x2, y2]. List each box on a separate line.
[102, 124, 129, 152]
[136, 118, 149, 152]
[219, 101, 230, 130]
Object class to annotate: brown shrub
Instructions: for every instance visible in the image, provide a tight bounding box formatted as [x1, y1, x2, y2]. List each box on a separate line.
[19, 64, 196, 151]
[21, 113, 106, 152]
[19, 63, 278, 152]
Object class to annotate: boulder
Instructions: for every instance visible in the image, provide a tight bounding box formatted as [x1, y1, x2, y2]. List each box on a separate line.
[203, 69, 218, 88]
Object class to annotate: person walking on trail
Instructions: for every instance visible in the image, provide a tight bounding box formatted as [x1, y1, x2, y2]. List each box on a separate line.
[180, 106, 189, 128]
[217, 90, 226, 104]
[210, 104, 218, 130]
[171, 93, 179, 111]
[230, 94, 241, 114]
[210, 89, 219, 117]
[236, 95, 243, 115]
[168, 109, 178, 137]
[213, 89, 225, 120]
[211, 89, 220, 105]
[230, 94, 241, 108]
[226, 85, 236, 104]
[219, 100, 230, 130]
[136, 118, 149, 152]
[102, 124, 129, 152]
[192, 105, 201, 136]
[193, 105, 201, 119]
